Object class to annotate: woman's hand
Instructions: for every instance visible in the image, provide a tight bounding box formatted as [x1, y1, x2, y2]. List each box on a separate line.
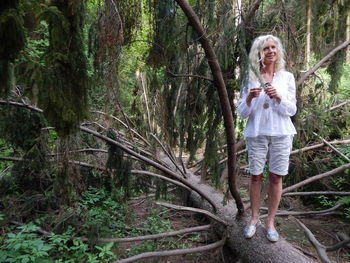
[264, 86, 281, 104]
[246, 87, 262, 106]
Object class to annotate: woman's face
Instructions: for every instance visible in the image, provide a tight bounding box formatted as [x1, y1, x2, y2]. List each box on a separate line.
[262, 38, 278, 66]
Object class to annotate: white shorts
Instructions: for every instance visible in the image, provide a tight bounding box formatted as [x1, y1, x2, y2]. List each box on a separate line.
[246, 135, 293, 176]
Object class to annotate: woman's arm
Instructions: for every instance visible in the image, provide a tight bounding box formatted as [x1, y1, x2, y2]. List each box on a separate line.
[273, 73, 297, 116]
[237, 86, 262, 118]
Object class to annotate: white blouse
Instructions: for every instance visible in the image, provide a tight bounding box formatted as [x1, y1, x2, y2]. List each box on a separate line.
[237, 70, 297, 139]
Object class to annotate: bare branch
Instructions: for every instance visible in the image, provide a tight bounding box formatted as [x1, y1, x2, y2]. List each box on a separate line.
[68, 160, 106, 171]
[0, 99, 42, 112]
[313, 133, 350, 162]
[48, 148, 108, 156]
[150, 134, 187, 178]
[294, 217, 350, 262]
[114, 236, 226, 263]
[82, 224, 210, 243]
[166, 71, 213, 82]
[294, 218, 330, 263]
[259, 203, 344, 218]
[297, 39, 350, 86]
[337, 233, 350, 253]
[290, 139, 350, 155]
[131, 170, 191, 192]
[156, 201, 228, 226]
[328, 100, 350, 111]
[0, 156, 26, 162]
[91, 110, 150, 146]
[282, 163, 350, 194]
[326, 238, 350, 252]
[283, 191, 350, 197]
[242, 0, 264, 25]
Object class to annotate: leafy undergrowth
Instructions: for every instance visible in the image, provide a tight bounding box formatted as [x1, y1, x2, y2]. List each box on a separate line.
[0, 186, 222, 263]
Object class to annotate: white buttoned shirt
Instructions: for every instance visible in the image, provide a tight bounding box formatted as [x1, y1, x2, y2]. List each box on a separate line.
[237, 70, 297, 139]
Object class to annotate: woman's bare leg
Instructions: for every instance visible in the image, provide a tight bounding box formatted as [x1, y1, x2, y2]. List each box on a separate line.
[249, 174, 263, 225]
[266, 172, 282, 230]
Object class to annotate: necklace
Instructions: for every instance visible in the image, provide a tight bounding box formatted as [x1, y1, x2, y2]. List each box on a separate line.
[261, 82, 271, 109]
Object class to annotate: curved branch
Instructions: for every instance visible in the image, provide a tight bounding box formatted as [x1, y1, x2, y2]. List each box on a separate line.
[295, 218, 330, 263]
[290, 139, 350, 155]
[68, 160, 106, 171]
[150, 134, 187, 177]
[84, 224, 211, 243]
[91, 110, 150, 146]
[313, 133, 350, 162]
[242, 0, 264, 26]
[114, 236, 226, 263]
[326, 238, 350, 252]
[0, 99, 42, 112]
[259, 203, 344, 218]
[328, 100, 350, 111]
[0, 156, 26, 162]
[156, 201, 228, 226]
[282, 163, 350, 194]
[131, 170, 191, 192]
[283, 191, 350, 197]
[174, 0, 244, 215]
[166, 71, 213, 82]
[297, 39, 350, 86]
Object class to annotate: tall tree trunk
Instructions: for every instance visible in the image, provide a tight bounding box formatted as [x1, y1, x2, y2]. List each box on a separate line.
[346, 7, 350, 63]
[174, 0, 244, 215]
[305, 0, 312, 67]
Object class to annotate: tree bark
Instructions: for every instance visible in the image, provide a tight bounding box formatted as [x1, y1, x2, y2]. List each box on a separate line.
[185, 172, 314, 263]
[305, 0, 312, 67]
[174, 0, 244, 215]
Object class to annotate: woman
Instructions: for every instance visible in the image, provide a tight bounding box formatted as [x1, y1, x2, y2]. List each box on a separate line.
[237, 35, 297, 242]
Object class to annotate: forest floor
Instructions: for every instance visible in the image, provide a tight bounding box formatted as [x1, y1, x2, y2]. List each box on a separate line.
[118, 171, 350, 263]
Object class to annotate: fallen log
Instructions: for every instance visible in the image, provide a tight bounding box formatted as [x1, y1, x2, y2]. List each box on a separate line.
[184, 172, 315, 262]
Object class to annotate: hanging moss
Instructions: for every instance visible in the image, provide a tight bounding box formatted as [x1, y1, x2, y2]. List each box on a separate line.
[0, 103, 45, 151]
[327, 51, 345, 94]
[115, 0, 142, 45]
[36, 0, 88, 136]
[0, 0, 25, 97]
[0, 102, 51, 195]
[106, 129, 131, 200]
[147, 0, 177, 67]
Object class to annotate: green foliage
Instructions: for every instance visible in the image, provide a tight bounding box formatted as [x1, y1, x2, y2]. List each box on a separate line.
[140, 208, 172, 234]
[0, 223, 53, 263]
[79, 186, 129, 239]
[16, 21, 49, 70]
[0, 222, 116, 263]
[49, 227, 116, 263]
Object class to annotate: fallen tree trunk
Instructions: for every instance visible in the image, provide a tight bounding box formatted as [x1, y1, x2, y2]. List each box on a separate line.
[156, 147, 314, 262]
[184, 171, 314, 263]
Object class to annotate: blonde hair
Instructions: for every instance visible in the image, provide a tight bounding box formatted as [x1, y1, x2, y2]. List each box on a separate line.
[248, 35, 286, 82]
